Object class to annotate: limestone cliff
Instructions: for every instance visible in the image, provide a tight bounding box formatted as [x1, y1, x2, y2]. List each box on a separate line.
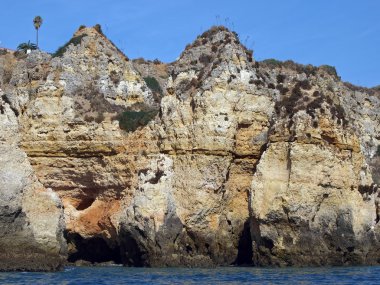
[120, 27, 270, 266]
[249, 60, 380, 265]
[0, 90, 66, 271]
[3, 26, 158, 265]
[0, 25, 379, 269]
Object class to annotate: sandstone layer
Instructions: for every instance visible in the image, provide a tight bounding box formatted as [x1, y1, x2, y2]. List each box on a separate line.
[0, 91, 67, 271]
[0, 25, 379, 269]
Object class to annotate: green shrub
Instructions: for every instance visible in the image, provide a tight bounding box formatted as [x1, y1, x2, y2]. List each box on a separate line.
[153, 59, 162, 65]
[343, 82, 380, 96]
[261, 58, 283, 67]
[133, 57, 145, 64]
[14, 50, 27, 59]
[282, 61, 317, 76]
[199, 54, 212, 64]
[117, 109, 158, 132]
[276, 74, 286, 83]
[143, 76, 162, 95]
[299, 79, 312, 90]
[245, 49, 253, 62]
[53, 34, 87, 57]
[94, 24, 103, 34]
[200, 26, 228, 40]
[17, 41, 37, 52]
[319, 65, 338, 77]
[276, 84, 289, 95]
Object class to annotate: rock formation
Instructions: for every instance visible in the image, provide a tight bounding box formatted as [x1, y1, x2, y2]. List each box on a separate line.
[6, 26, 158, 265]
[0, 90, 66, 271]
[0, 25, 379, 270]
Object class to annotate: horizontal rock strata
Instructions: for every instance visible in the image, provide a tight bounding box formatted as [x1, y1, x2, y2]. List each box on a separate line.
[0, 25, 379, 269]
[0, 93, 67, 271]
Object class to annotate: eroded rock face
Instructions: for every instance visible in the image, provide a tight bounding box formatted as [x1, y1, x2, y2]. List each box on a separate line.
[120, 153, 254, 266]
[245, 60, 380, 266]
[0, 94, 67, 271]
[119, 27, 271, 266]
[9, 27, 158, 264]
[251, 126, 377, 265]
[0, 25, 379, 268]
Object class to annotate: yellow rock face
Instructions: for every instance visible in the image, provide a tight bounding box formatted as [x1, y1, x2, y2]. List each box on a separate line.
[1, 25, 379, 268]
[0, 94, 67, 271]
[251, 110, 378, 266]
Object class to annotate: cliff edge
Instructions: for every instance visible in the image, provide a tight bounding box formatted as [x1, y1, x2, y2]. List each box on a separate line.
[0, 25, 379, 269]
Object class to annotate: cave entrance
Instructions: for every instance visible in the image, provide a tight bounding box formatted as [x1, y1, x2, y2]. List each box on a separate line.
[234, 219, 253, 265]
[119, 230, 147, 267]
[66, 232, 122, 264]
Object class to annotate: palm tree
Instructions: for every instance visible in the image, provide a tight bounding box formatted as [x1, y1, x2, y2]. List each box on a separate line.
[33, 16, 43, 48]
[17, 41, 37, 53]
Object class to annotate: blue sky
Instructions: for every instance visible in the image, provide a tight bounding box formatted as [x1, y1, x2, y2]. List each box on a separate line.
[0, 0, 379, 87]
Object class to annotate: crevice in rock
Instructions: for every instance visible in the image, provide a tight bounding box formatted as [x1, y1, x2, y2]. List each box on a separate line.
[119, 226, 148, 267]
[65, 232, 122, 264]
[357, 184, 377, 201]
[186, 245, 193, 253]
[311, 193, 329, 222]
[233, 219, 253, 265]
[321, 134, 335, 144]
[250, 142, 270, 175]
[261, 237, 274, 250]
[1, 94, 19, 117]
[375, 195, 380, 224]
[215, 157, 233, 194]
[75, 196, 96, 211]
[246, 130, 273, 266]
[286, 142, 292, 189]
[147, 169, 164, 184]
[250, 215, 262, 266]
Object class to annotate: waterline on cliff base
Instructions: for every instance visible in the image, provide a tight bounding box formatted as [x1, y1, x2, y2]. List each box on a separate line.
[1, 266, 380, 284]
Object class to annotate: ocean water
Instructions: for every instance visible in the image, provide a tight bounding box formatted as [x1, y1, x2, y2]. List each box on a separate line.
[0, 266, 380, 284]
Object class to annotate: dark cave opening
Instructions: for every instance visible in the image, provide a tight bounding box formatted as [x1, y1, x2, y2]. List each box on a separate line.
[234, 219, 253, 265]
[75, 196, 96, 211]
[119, 230, 147, 267]
[65, 232, 122, 264]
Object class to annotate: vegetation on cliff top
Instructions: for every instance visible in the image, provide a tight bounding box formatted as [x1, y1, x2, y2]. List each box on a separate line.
[33, 16, 43, 48]
[259, 59, 338, 78]
[17, 41, 38, 53]
[274, 78, 348, 127]
[52, 34, 87, 57]
[343, 81, 380, 96]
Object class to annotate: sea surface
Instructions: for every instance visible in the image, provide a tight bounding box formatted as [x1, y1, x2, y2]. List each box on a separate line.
[0, 265, 380, 284]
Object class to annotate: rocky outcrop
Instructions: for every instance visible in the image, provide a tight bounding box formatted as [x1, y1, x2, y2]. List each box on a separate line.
[247, 60, 380, 266]
[0, 25, 379, 269]
[132, 58, 168, 103]
[7, 26, 158, 265]
[0, 92, 67, 271]
[120, 27, 380, 267]
[251, 113, 378, 265]
[119, 27, 270, 266]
